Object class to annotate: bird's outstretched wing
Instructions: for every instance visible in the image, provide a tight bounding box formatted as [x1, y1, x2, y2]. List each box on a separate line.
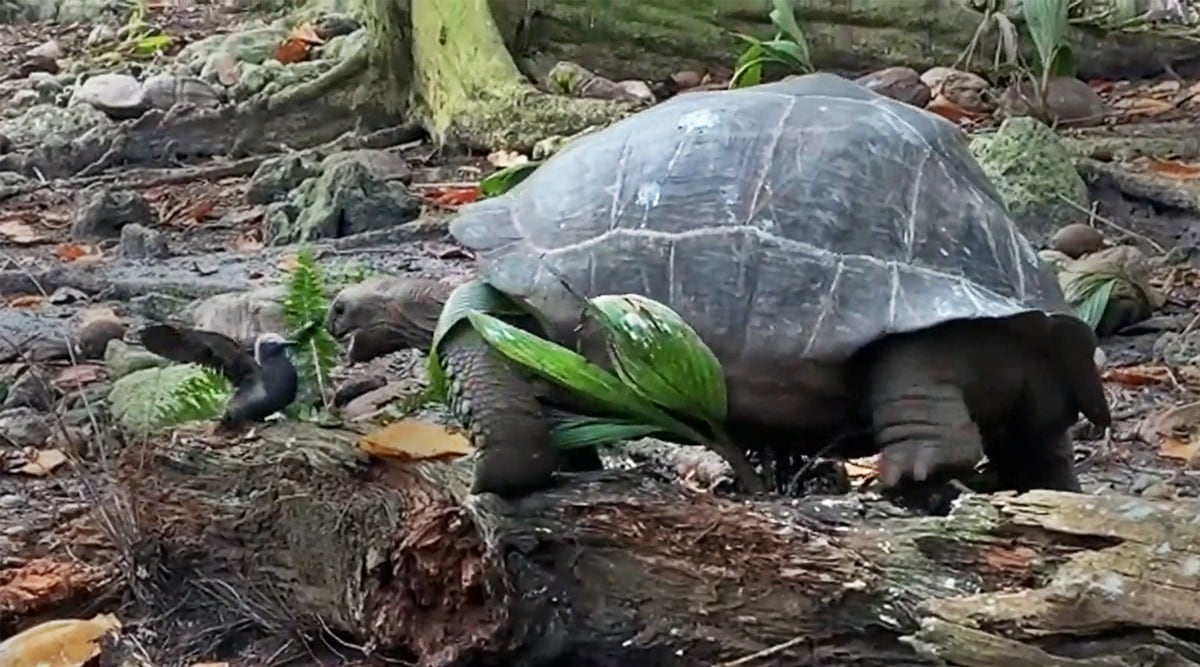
[139, 323, 260, 387]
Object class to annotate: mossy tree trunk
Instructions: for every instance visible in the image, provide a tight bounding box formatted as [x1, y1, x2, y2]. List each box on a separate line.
[368, 0, 1200, 151]
[108, 422, 1200, 667]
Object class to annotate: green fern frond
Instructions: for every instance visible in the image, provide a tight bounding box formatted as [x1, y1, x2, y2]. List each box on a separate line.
[282, 245, 339, 406]
[109, 364, 233, 435]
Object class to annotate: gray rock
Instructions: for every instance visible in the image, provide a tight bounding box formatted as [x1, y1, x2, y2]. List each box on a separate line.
[9, 90, 40, 111]
[119, 222, 170, 259]
[246, 154, 319, 205]
[26, 40, 61, 60]
[854, 66, 931, 108]
[188, 286, 289, 342]
[104, 339, 167, 380]
[968, 117, 1089, 245]
[0, 103, 111, 147]
[141, 74, 222, 111]
[71, 73, 148, 120]
[71, 185, 156, 241]
[127, 292, 191, 321]
[314, 13, 362, 40]
[1, 367, 54, 412]
[0, 407, 52, 448]
[1153, 331, 1200, 366]
[27, 72, 63, 97]
[265, 149, 420, 245]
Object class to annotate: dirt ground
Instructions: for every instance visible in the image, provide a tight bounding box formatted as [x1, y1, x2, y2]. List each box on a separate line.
[3, 2, 1200, 666]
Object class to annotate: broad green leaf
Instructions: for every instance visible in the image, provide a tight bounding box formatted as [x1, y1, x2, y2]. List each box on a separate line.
[588, 294, 728, 424]
[770, 0, 810, 49]
[731, 61, 764, 88]
[757, 40, 813, 71]
[480, 161, 542, 198]
[427, 279, 524, 400]
[548, 414, 662, 449]
[1073, 277, 1117, 330]
[466, 311, 655, 417]
[1022, 0, 1071, 77]
[136, 34, 173, 54]
[463, 310, 712, 445]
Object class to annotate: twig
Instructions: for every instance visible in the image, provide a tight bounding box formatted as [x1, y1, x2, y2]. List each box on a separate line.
[716, 635, 811, 666]
[1056, 193, 1167, 253]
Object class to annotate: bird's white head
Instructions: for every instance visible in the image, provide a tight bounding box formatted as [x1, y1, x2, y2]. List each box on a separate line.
[254, 332, 296, 364]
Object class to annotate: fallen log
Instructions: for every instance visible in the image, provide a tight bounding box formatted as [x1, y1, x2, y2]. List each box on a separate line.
[112, 421, 1200, 666]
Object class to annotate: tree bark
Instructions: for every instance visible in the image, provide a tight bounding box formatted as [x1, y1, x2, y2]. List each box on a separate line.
[113, 421, 1200, 667]
[509, 0, 1200, 86]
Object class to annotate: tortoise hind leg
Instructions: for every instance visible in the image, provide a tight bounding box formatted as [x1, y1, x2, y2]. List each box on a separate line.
[859, 329, 990, 488]
[439, 326, 562, 498]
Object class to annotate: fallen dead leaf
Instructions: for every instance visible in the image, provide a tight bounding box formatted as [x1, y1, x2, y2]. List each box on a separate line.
[1138, 401, 1200, 464]
[845, 455, 878, 479]
[1145, 158, 1200, 180]
[54, 365, 105, 390]
[357, 419, 473, 462]
[277, 253, 300, 271]
[417, 184, 481, 209]
[1103, 365, 1174, 386]
[0, 219, 46, 245]
[1111, 96, 1176, 116]
[0, 613, 122, 667]
[14, 449, 67, 477]
[53, 243, 99, 263]
[8, 295, 44, 308]
[275, 38, 313, 64]
[189, 199, 219, 222]
[925, 94, 991, 124]
[488, 149, 529, 168]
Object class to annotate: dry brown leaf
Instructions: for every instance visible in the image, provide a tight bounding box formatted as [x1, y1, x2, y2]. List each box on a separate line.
[14, 449, 67, 477]
[1160, 435, 1200, 462]
[0, 219, 46, 245]
[189, 199, 219, 222]
[1138, 401, 1200, 464]
[54, 365, 105, 390]
[845, 455, 878, 479]
[1103, 365, 1173, 386]
[8, 295, 44, 308]
[1146, 158, 1200, 180]
[53, 243, 98, 263]
[925, 94, 990, 124]
[1112, 96, 1176, 116]
[357, 419, 473, 462]
[277, 253, 300, 271]
[0, 613, 122, 667]
[274, 38, 312, 64]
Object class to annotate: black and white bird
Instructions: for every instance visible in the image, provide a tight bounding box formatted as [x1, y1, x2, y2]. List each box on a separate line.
[138, 323, 301, 431]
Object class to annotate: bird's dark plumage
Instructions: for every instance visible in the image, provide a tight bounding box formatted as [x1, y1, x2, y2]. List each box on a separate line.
[138, 323, 300, 429]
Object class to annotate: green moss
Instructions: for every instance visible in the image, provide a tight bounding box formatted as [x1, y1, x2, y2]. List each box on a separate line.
[969, 116, 1088, 243]
[410, 0, 630, 149]
[109, 364, 229, 436]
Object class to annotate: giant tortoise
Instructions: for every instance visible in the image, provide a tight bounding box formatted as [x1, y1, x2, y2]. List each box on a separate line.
[329, 72, 1112, 499]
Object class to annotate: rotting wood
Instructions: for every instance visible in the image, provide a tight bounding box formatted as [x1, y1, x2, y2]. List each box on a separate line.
[106, 420, 1200, 667]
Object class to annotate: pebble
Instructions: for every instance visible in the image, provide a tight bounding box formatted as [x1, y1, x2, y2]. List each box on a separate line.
[119, 222, 170, 259]
[72, 73, 149, 120]
[76, 308, 128, 360]
[26, 40, 61, 60]
[1050, 223, 1104, 258]
[86, 24, 119, 47]
[0, 495, 21, 509]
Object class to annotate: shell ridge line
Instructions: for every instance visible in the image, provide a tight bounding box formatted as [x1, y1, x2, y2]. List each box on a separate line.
[803, 254, 846, 357]
[904, 149, 932, 261]
[608, 130, 635, 230]
[745, 96, 797, 225]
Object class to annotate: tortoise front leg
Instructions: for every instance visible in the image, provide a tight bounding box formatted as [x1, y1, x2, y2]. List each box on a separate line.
[439, 325, 564, 498]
